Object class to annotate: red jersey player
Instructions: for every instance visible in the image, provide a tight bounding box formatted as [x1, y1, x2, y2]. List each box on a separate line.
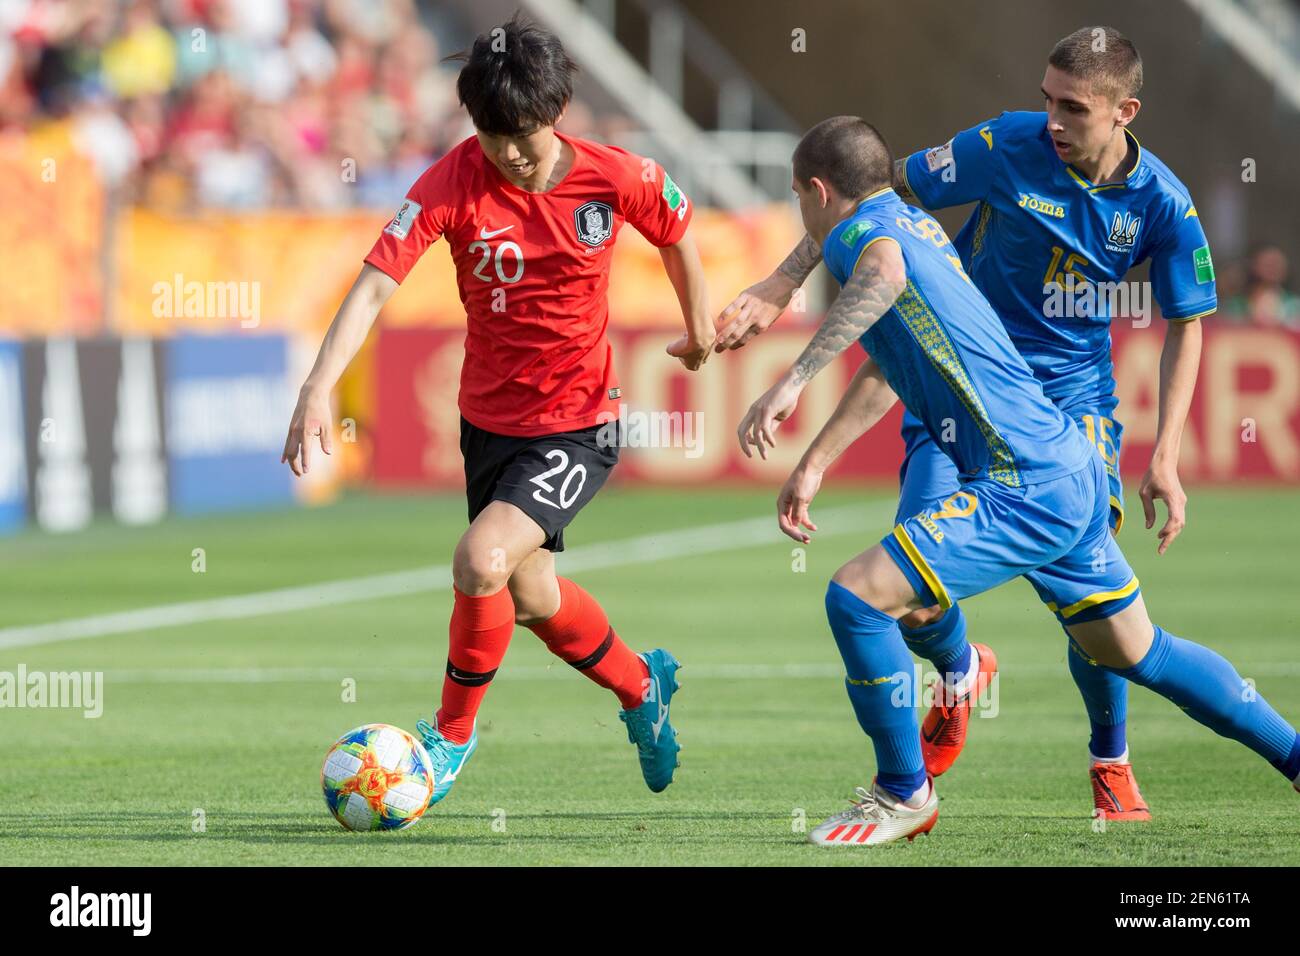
[281, 16, 713, 807]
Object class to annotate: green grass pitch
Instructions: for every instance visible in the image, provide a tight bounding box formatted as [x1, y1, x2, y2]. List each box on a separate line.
[1, 485, 1297, 866]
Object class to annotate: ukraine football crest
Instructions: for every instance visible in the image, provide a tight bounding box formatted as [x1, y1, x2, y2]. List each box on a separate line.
[1105, 211, 1142, 253]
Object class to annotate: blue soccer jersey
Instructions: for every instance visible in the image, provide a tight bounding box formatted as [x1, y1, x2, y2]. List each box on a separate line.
[901, 110, 1217, 418]
[822, 188, 1139, 622]
[822, 188, 1094, 488]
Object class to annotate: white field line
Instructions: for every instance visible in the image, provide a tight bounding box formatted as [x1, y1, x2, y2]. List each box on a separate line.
[101, 663, 848, 684]
[0, 504, 889, 652]
[93, 661, 1300, 685]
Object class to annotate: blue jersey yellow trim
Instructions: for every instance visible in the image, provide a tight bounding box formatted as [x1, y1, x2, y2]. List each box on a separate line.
[822, 188, 1095, 487]
[893, 282, 1022, 487]
[1064, 129, 1144, 192]
[901, 112, 1217, 414]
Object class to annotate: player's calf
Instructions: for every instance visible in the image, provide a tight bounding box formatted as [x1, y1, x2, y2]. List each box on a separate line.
[1072, 598, 1300, 792]
[518, 575, 679, 792]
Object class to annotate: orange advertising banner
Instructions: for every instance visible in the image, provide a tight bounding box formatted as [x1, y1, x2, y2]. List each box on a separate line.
[367, 323, 1300, 490]
[106, 204, 802, 335]
[0, 120, 104, 336]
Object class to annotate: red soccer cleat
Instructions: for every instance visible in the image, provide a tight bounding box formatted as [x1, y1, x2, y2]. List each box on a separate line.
[920, 642, 998, 777]
[1090, 761, 1152, 821]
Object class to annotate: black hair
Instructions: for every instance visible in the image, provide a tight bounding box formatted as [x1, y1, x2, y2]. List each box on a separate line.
[793, 116, 893, 198]
[449, 13, 579, 135]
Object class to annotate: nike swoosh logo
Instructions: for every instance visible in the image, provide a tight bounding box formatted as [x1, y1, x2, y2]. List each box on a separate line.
[921, 720, 944, 744]
[649, 674, 668, 743]
[480, 225, 514, 239]
[440, 749, 469, 785]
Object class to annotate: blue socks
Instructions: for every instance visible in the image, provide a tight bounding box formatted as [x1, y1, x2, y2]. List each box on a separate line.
[1066, 633, 1130, 759]
[904, 604, 1134, 762]
[900, 603, 970, 685]
[1111, 625, 1300, 781]
[825, 581, 926, 801]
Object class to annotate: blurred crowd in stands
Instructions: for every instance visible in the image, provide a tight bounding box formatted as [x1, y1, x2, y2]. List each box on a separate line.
[0, 0, 622, 211]
[1215, 246, 1300, 328]
[1, 0, 1296, 326]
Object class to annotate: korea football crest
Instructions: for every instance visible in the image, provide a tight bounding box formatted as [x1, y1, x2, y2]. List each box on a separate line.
[574, 201, 613, 247]
[1105, 210, 1141, 254]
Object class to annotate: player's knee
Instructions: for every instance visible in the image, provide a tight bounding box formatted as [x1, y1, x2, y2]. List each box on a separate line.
[830, 565, 894, 617]
[900, 605, 944, 630]
[451, 541, 511, 595]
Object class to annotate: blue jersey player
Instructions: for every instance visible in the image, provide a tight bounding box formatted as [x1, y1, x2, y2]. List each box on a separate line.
[735, 115, 1298, 846]
[718, 27, 1213, 820]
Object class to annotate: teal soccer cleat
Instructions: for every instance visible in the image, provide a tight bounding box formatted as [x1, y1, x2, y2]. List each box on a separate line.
[414, 717, 478, 808]
[618, 649, 682, 793]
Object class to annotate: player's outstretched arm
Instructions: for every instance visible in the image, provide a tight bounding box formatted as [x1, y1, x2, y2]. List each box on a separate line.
[776, 356, 898, 542]
[660, 229, 714, 371]
[1139, 316, 1204, 554]
[713, 234, 822, 352]
[282, 263, 398, 476]
[736, 238, 906, 460]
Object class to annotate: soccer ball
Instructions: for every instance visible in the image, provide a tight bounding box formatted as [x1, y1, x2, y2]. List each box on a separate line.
[321, 723, 435, 831]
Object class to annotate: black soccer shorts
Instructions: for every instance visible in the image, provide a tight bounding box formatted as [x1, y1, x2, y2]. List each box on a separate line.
[460, 415, 620, 552]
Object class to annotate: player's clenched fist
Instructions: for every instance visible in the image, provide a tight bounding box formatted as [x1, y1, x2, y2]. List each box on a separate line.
[282, 386, 333, 477]
[665, 333, 712, 371]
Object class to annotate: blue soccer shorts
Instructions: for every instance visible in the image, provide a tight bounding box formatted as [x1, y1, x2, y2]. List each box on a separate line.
[882, 447, 1141, 626]
[897, 408, 1126, 536]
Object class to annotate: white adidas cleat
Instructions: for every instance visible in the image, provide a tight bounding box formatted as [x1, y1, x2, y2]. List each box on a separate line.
[808, 778, 939, 847]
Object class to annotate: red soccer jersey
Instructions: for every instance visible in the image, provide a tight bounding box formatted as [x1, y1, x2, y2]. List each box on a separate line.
[364, 132, 692, 437]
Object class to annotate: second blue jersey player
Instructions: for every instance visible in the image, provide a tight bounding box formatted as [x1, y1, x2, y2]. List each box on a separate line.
[735, 115, 1299, 847]
[717, 27, 1214, 820]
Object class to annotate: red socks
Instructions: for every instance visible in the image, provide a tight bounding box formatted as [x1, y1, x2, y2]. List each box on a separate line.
[436, 579, 647, 743]
[527, 577, 649, 710]
[437, 585, 515, 744]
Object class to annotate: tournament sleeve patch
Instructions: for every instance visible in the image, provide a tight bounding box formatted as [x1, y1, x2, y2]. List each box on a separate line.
[925, 140, 954, 173]
[1193, 244, 1215, 284]
[661, 171, 688, 221]
[383, 199, 422, 240]
[839, 220, 874, 247]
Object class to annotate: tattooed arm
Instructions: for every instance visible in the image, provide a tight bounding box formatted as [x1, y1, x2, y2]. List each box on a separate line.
[736, 238, 907, 459]
[788, 239, 907, 386]
[716, 160, 911, 355]
[775, 233, 824, 286]
[892, 158, 915, 202]
[713, 234, 824, 352]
